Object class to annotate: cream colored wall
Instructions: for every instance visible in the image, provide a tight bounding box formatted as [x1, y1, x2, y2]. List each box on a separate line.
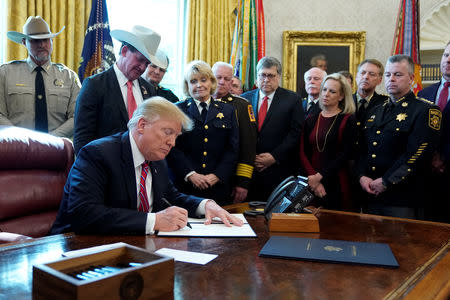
[263, 0, 448, 92]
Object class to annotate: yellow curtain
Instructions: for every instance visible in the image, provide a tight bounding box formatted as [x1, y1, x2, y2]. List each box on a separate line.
[6, 0, 91, 72]
[187, 0, 238, 66]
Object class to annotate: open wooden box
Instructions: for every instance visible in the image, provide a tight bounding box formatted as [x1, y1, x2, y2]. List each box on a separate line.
[33, 243, 174, 300]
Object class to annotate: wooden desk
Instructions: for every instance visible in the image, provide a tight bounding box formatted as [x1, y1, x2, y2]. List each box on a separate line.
[0, 207, 449, 299]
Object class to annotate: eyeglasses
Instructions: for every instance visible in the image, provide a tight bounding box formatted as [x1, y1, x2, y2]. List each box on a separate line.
[258, 73, 278, 80]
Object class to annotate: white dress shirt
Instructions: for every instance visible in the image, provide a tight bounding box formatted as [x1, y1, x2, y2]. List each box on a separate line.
[113, 63, 144, 110]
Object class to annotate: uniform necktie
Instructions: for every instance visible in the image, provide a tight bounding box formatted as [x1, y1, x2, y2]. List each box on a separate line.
[357, 98, 367, 121]
[258, 96, 268, 131]
[138, 161, 150, 212]
[35, 66, 48, 132]
[126, 80, 137, 119]
[437, 82, 450, 111]
[200, 102, 208, 122]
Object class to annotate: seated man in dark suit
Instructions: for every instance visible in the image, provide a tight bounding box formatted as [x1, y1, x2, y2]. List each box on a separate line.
[74, 26, 162, 154]
[51, 97, 243, 235]
[417, 41, 450, 222]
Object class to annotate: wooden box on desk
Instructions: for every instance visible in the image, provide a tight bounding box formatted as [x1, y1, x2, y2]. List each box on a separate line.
[269, 213, 320, 232]
[32, 243, 174, 300]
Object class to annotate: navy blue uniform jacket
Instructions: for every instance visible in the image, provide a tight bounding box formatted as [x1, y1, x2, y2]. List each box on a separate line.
[51, 131, 203, 235]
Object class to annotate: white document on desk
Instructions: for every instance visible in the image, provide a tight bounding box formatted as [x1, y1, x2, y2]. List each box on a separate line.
[156, 213, 257, 237]
[155, 248, 218, 265]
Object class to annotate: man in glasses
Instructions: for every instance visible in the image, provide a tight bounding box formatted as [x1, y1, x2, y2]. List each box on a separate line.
[241, 56, 304, 202]
[143, 50, 179, 103]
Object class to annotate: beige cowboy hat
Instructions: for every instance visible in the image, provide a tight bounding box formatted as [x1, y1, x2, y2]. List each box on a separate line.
[111, 25, 164, 68]
[7, 16, 65, 44]
[153, 50, 169, 70]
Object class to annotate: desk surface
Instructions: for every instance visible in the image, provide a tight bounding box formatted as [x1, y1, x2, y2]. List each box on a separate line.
[0, 207, 449, 299]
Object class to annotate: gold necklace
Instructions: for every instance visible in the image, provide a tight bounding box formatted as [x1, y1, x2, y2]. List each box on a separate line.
[315, 113, 339, 153]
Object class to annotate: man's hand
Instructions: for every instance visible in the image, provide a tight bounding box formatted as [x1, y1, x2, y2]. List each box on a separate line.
[360, 176, 376, 194]
[254, 153, 276, 172]
[204, 200, 244, 227]
[204, 174, 220, 187]
[233, 186, 248, 203]
[154, 206, 188, 231]
[369, 177, 386, 195]
[188, 173, 209, 189]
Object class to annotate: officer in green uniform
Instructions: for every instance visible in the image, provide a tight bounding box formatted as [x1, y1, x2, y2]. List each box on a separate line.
[212, 62, 257, 203]
[358, 55, 441, 218]
[142, 50, 179, 103]
[0, 16, 80, 138]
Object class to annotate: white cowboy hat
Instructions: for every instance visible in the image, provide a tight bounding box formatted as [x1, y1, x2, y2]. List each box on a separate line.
[7, 16, 65, 44]
[111, 25, 164, 68]
[153, 50, 169, 70]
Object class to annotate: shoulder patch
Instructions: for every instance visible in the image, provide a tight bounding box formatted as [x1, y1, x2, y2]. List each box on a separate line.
[418, 97, 434, 105]
[428, 108, 441, 131]
[248, 105, 256, 122]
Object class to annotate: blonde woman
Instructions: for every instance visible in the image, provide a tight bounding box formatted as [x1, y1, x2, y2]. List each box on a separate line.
[299, 73, 356, 210]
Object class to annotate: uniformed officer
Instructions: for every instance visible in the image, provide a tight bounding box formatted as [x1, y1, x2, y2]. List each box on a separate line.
[0, 16, 80, 137]
[212, 61, 257, 203]
[166, 60, 239, 206]
[142, 50, 179, 103]
[358, 55, 441, 218]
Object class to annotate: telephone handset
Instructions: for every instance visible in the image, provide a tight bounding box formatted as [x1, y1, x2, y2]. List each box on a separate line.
[264, 175, 314, 220]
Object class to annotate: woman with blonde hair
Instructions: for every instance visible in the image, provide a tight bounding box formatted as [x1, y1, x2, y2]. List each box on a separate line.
[299, 73, 357, 210]
[166, 60, 238, 205]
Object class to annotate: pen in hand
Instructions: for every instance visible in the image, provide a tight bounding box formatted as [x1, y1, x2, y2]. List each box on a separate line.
[161, 197, 192, 229]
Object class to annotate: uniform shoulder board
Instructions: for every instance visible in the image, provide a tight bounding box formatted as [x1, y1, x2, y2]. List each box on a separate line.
[418, 97, 434, 105]
[53, 63, 68, 71]
[233, 95, 247, 101]
[8, 60, 25, 65]
[216, 98, 227, 103]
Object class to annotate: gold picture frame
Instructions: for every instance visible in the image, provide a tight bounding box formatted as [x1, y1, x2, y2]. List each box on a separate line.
[282, 31, 366, 93]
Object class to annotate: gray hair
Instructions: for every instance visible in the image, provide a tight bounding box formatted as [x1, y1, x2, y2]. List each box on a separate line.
[212, 61, 233, 73]
[128, 96, 193, 131]
[319, 73, 356, 114]
[304, 67, 327, 81]
[387, 55, 415, 75]
[256, 56, 282, 75]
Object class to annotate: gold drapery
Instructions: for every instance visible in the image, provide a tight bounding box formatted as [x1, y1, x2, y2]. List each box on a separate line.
[187, 0, 238, 66]
[6, 0, 91, 72]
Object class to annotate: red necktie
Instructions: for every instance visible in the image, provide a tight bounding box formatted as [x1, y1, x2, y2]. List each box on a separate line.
[437, 82, 450, 112]
[138, 162, 150, 212]
[127, 80, 137, 119]
[258, 96, 268, 131]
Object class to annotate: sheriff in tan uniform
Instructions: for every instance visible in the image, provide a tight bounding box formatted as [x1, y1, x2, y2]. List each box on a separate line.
[0, 58, 80, 137]
[0, 16, 80, 138]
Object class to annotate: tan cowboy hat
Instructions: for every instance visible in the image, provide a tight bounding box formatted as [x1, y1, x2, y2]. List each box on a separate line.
[111, 25, 164, 68]
[7, 16, 65, 44]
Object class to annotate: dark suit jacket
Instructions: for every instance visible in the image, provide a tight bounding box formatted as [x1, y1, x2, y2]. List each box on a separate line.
[418, 81, 450, 162]
[241, 87, 304, 200]
[73, 67, 156, 154]
[51, 131, 203, 235]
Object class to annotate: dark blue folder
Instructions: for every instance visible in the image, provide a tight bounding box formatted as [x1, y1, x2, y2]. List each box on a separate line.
[259, 236, 399, 268]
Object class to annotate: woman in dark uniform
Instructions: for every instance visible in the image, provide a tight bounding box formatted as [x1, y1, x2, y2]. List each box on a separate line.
[166, 60, 238, 205]
[299, 73, 357, 210]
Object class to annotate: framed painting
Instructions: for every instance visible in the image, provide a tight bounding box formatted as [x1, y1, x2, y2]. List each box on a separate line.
[282, 31, 366, 95]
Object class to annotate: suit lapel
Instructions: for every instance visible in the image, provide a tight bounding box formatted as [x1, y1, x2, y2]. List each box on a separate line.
[138, 77, 151, 99]
[186, 98, 203, 122]
[149, 162, 161, 206]
[120, 132, 138, 209]
[251, 90, 259, 119]
[107, 68, 129, 123]
[206, 99, 221, 124]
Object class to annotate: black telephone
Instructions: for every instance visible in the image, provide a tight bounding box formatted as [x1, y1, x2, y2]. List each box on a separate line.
[264, 175, 315, 220]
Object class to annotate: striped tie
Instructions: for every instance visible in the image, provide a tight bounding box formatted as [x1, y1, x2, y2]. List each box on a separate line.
[138, 161, 150, 212]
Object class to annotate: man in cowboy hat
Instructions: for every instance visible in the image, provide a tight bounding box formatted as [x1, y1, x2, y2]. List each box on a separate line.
[73, 25, 164, 154]
[0, 16, 81, 137]
[142, 50, 179, 103]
